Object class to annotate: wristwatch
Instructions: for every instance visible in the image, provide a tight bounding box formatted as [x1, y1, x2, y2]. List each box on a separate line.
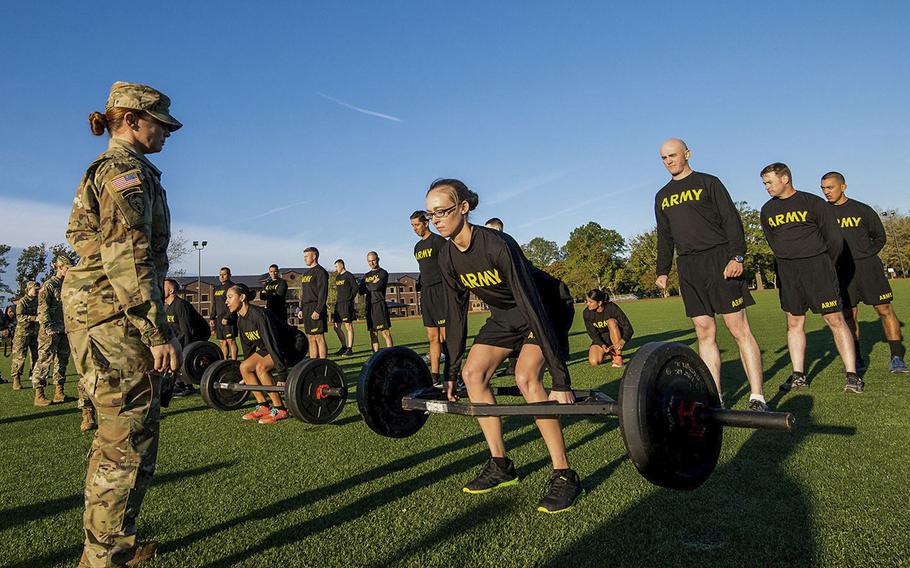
[732, 255, 744, 263]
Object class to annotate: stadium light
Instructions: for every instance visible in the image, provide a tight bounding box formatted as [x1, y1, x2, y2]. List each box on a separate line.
[193, 240, 208, 311]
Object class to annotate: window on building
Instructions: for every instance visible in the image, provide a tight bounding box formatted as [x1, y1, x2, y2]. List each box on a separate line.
[410, 310, 415, 316]
[187, 294, 195, 303]
[201, 294, 209, 302]
[201, 308, 209, 316]
[409, 286, 414, 292]
[389, 286, 396, 294]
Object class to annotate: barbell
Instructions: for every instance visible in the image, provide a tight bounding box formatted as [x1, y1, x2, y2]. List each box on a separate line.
[197, 352, 348, 424]
[356, 342, 795, 490]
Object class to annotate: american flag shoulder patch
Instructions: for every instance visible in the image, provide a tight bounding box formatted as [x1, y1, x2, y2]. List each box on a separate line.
[109, 170, 142, 192]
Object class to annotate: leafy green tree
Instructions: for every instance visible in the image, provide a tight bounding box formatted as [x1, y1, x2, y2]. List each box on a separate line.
[46, 243, 79, 280]
[561, 222, 625, 296]
[521, 237, 564, 269]
[621, 228, 679, 297]
[16, 243, 47, 294]
[878, 210, 910, 277]
[737, 201, 776, 289]
[0, 244, 11, 304]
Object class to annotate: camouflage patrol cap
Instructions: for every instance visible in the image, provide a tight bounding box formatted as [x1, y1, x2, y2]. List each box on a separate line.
[53, 254, 73, 267]
[26, 281, 37, 289]
[106, 81, 182, 131]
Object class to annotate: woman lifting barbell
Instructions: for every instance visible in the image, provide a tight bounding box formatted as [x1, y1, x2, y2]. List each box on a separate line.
[225, 283, 299, 424]
[427, 178, 582, 514]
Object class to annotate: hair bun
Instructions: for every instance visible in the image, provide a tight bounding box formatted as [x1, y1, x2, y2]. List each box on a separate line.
[88, 111, 107, 136]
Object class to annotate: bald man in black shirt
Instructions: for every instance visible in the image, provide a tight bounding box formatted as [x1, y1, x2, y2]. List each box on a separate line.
[821, 171, 907, 374]
[760, 162, 861, 393]
[655, 138, 768, 410]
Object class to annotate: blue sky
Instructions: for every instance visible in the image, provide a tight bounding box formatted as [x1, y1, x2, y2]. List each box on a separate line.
[1, 1, 908, 276]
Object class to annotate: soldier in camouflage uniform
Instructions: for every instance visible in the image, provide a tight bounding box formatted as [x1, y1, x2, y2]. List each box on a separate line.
[31, 256, 73, 406]
[64, 81, 183, 568]
[10, 281, 40, 390]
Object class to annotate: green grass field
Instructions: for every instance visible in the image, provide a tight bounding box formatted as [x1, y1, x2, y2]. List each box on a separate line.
[2, 284, 909, 567]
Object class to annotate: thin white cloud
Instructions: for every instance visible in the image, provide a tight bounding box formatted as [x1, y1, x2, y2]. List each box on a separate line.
[318, 93, 403, 123]
[245, 200, 309, 221]
[484, 170, 570, 207]
[514, 180, 656, 229]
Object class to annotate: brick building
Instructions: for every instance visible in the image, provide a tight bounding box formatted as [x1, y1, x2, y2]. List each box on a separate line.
[177, 269, 487, 325]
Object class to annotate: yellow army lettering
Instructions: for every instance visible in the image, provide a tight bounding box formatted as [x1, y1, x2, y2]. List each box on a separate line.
[591, 320, 609, 329]
[415, 249, 433, 260]
[214, 289, 225, 296]
[880, 292, 893, 301]
[459, 269, 502, 289]
[244, 330, 261, 341]
[166, 314, 175, 323]
[767, 211, 809, 228]
[731, 297, 744, 308]
[661, 188, 703, 210]
[301, 275, 314, 283]
[335, 279, 345, 286]
[820, 299, 839, 309]
[364, 275, 380, 283]
[838, 216, 862, 228]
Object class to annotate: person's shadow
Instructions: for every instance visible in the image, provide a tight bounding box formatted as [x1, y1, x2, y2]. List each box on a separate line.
[538, 395, 846, 566]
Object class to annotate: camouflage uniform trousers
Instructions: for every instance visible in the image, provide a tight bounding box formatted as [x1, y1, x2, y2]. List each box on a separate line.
[70, 317, 160, 568]
[10, 329, 39, 381]
[31, 328, 71, 389]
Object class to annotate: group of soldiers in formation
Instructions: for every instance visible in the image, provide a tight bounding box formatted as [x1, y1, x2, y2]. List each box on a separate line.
[4, 80, 905, 565]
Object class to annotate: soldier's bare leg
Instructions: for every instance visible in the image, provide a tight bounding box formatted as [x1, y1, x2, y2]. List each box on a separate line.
[239, 354, 270, 405]
[332, 321, 346, 348]
[253, 356, 283, 408]
[369, 330, 380, 353]
[227, 338, 238, 360]
[381, 329, 394, 348]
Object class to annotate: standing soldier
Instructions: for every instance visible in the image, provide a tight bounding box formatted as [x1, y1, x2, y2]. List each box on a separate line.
[260, 264, 288, 321]
[64, 81, 182, 567]
[9, 282, 40, 390]
[210, 267, 238, 359]
[360, 251, 394, 352]
[31, 256, 73, 406]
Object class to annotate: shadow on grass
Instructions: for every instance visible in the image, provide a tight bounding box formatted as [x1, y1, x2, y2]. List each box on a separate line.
[2, 461, 237, 568]
[540, 395, 831, 567]
[0, 405, 81, 426]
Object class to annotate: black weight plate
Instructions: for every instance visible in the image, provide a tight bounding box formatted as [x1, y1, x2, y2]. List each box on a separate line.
[182, 340, 224, 384]
[618, 341, 723, 490]
[286, 358, 347, 424]
[199, 359, 249, 411]
[357, 347, 432, 438]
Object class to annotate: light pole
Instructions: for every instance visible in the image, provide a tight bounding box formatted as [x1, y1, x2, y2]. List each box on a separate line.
[882, 210, 906, 277]
[192, 240, 207, 311]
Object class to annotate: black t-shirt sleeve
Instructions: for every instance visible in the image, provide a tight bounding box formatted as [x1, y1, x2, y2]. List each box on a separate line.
[583, 310, 605, 346]
[440, 248, 471, 383]
[174, 300, 194, 347]
[867, 205, 887, 255]
[655, 199, 675, 276]
[316, 269, 328, 311]
[277, 279, 288, 298]
[711, 177, 747, 258]
[256, 308, 289, 376]
[495, 235, 572, 391]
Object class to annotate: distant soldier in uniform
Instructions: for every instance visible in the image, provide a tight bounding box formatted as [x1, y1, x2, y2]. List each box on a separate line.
[64, 81, 182, 567]
[260, 264, 288, 321]
[9, 281, 39, 390]
[31, 256, 73, 406]
[331, 259, 358, 356]
[359, 251, 394, 352]
[210, 266, 238, 359]
[0, 305, 11, 384]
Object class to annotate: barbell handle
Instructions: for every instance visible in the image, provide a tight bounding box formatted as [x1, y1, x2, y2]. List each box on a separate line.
[701, 408, 795, 432]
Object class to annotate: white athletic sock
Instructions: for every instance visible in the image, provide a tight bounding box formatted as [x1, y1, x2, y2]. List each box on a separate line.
[749, 394, 766, 403]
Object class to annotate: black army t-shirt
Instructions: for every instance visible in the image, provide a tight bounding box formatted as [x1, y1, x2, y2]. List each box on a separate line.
[761, 191, 842, 260]
[414, 232, 447, 288]
[829, 198, 886, 260]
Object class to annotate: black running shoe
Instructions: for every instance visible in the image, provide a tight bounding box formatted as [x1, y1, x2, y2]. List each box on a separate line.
[748, 398, 769, 412]
[344, 348, 354, 357]
[537, 469, 584, 514]
[844, 373, 864, 394]
[463, 459, 519, 494]
[780, 373, 808, 392]
[334, 347, 347, 356]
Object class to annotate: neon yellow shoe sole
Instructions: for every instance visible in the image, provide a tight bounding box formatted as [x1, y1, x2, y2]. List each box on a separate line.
[462, 477, 520, 494]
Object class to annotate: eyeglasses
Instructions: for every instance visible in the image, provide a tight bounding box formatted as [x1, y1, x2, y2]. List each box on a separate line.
[425, 205, 459, 219]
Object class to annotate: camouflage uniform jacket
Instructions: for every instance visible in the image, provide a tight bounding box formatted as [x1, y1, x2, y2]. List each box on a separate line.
[38, 276, 65, 333]
[63, 138, 172, 347]
[15, 295, 39, 334]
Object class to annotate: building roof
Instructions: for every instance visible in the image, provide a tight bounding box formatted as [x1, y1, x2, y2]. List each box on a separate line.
[176, 271, 420, 287]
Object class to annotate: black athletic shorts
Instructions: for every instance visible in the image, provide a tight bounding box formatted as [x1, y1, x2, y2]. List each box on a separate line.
[366, 301, 391, 332]
[214, 317, 237, 340]
[676, 246, 755, 318]
[420, 283, 447, 328]
[776, 254, 842, 315]
[838, 255, 894, 307]
[332, 300, 356, 323]
[301, 302, 327, 335]
[474, 301, 572, 360]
